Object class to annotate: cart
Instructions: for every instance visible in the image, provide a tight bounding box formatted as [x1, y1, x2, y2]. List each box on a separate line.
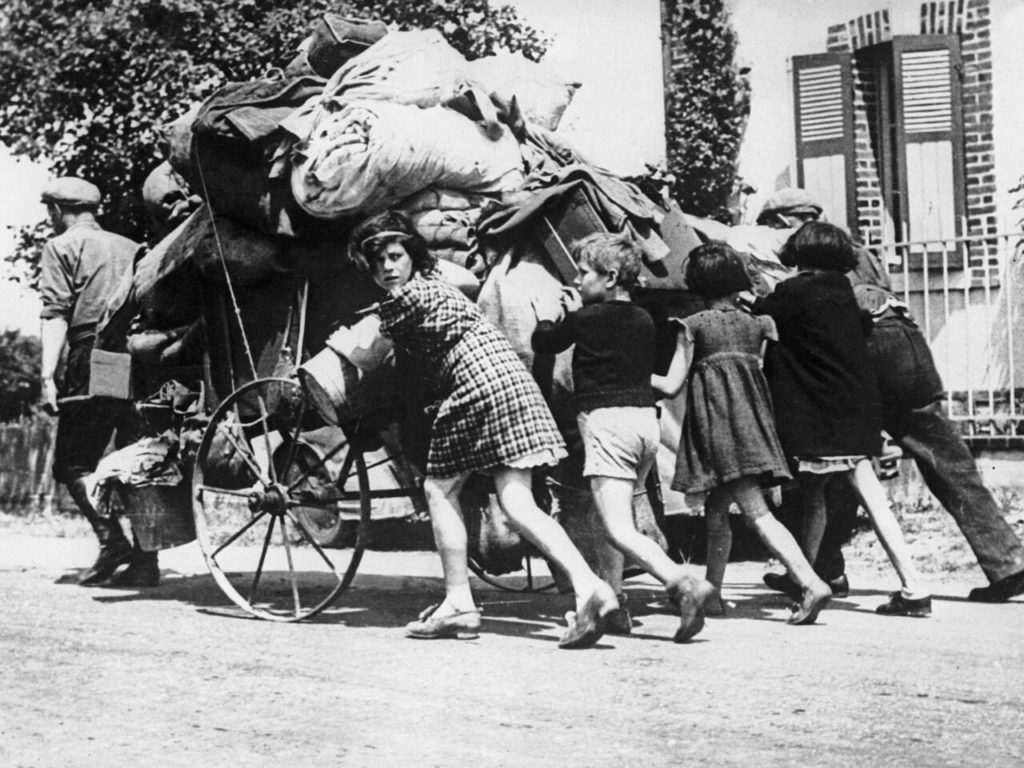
[189, 269, 561, 622]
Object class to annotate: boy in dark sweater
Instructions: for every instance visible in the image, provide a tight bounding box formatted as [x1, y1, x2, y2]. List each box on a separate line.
[532, 233, 713, 644]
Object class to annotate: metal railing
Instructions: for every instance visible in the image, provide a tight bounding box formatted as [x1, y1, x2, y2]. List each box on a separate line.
[868, 229, 1024, 443]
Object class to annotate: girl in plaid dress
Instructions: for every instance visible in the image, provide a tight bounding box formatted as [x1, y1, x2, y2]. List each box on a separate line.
[350, 211, 619, 648]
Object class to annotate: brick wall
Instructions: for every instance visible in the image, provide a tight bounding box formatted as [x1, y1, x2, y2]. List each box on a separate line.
[954, 0, 999, 273]
[823, 1, 994, 269]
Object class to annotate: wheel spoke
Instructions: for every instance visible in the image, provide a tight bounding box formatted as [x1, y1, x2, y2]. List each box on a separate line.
[275, 396, 308, 483]
[285, 438, 349, 493]
[248, 514, 276, 604]
[280, 517, 302, 618]
[211, 509, 269, 559]
[196, 484, 254, 499]
[253, 391, 279, 485]
[285, 509, 342, 575]
[216, 420, 272, 486]
[195, 378, 370, 622]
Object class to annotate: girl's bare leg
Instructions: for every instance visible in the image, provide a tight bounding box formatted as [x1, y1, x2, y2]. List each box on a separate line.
[422, 473, 476, 613]
[728, 477, 831, 623]
[729, 478, 820, 589]
[846, 460, 928, 596]
[797, 473, 831, 564]
[703, 487, 733, 594]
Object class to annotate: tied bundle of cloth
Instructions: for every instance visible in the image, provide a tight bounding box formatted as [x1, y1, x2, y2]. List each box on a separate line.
[290, 100, 524, 219]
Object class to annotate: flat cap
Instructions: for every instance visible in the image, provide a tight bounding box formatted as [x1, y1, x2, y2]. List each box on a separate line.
[40, 176, 101, 207]
[756, 187, 822, 224]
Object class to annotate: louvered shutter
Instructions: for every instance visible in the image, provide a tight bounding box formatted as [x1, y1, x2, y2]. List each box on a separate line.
[792, 53, 857, 235]
[892, 35, 964, 253]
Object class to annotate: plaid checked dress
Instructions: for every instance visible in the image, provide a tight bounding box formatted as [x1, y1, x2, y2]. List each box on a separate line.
[376, 269, 566, 477]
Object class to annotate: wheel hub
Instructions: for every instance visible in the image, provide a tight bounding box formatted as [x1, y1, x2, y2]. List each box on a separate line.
[247, 484, 290, 516]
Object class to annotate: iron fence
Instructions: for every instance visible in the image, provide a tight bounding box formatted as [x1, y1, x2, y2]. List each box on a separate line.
[869, 229, 1024, 444]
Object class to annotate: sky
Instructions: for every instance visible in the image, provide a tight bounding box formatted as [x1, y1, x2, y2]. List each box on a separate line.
[0, 0, 666, 336]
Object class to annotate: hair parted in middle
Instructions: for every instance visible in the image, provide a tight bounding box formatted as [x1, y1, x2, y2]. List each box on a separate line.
[348, 210, 436, 274]
[684, 241, 752, 299]
[570, 232, 644, 290]
[778, 221, 859, 273]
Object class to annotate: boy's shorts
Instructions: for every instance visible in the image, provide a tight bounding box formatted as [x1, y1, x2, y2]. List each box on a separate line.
[577, 406, 659, 481]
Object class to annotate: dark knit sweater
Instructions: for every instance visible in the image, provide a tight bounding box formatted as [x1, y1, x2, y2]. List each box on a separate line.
[532, 300, 656, 413]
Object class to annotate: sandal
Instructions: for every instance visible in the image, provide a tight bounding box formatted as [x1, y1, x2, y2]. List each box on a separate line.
[405, 603, 482, 640]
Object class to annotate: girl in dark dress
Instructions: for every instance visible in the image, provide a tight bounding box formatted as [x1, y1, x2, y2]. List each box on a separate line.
[758, 222, 931, 616]
[655, 242, 831, 624]
[348, 211, 619, 647]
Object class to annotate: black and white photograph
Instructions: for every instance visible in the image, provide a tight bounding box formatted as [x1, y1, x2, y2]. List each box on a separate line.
[1, 1, 1022, 765]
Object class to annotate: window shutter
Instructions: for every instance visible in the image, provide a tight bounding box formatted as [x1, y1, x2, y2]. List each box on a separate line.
[792, 53, 857, 235]
[892, 35, 964, 250]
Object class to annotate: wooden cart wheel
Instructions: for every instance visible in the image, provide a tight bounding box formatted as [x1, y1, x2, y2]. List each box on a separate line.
[468, 555, 558, 593]
[192, 377, 371, 622]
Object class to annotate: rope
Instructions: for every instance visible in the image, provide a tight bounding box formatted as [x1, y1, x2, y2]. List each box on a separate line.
[194, 147, 258, 381]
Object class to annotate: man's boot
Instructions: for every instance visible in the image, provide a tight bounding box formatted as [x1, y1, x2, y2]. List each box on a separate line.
[108, 539, 161, 588]
[67, 478, 132, 586]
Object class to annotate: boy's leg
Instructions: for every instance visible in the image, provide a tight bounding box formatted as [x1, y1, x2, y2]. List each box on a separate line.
[494, 468, 615, 614]
[595, 535, 626, 596]
[591, 475, 680, 584]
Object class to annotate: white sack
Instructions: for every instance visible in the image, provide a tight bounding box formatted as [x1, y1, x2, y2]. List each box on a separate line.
[290, 101, 524, 219]
[324, 29, 470, 107]
[466, 53, 579, 131]
[320, 29, 577, 131]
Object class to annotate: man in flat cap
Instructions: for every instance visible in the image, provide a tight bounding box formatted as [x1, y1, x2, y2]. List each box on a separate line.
[756, 187, 891, 290]
[39, 176, 158, 587]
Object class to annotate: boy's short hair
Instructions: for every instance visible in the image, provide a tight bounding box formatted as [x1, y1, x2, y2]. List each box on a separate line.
[778, 221, 859, 273]
[570, 232, 643, 290]
[684, 241, 752, 298]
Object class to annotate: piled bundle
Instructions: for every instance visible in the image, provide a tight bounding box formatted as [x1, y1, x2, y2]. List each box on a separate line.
[123, 12, 690, 411]
[156, 22, 579, 283]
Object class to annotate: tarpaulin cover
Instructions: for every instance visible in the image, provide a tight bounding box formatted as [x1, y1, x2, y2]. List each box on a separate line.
[193, 75, 327, 146]
[290, 101, 524, 219]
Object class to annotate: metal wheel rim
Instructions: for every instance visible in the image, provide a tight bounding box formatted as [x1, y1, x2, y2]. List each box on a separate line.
[192, 377, 370, 622]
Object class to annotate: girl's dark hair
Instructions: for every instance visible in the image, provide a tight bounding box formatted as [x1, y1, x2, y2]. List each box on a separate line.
[684, 241, 752, 298]
[348, 210, 435, 274]
[778, 221, 859, 273]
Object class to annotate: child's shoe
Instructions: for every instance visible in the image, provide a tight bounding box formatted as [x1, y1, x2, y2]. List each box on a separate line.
[787, 580, 831, 625]
[666, 574, 715, 643]
[604, 593, 633, 635]
[405, 604, 481, 639]
[704, 591, 727, 617]
[875, 592, 931, 617]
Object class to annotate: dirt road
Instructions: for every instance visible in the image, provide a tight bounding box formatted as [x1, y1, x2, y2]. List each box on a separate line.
[2, 531, 1023, 768]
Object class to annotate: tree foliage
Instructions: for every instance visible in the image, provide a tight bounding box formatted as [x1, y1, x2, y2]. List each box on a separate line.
[0, 0, 549, 280]
[0, 329, 41, 421]
[662, 0, 750, 221]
